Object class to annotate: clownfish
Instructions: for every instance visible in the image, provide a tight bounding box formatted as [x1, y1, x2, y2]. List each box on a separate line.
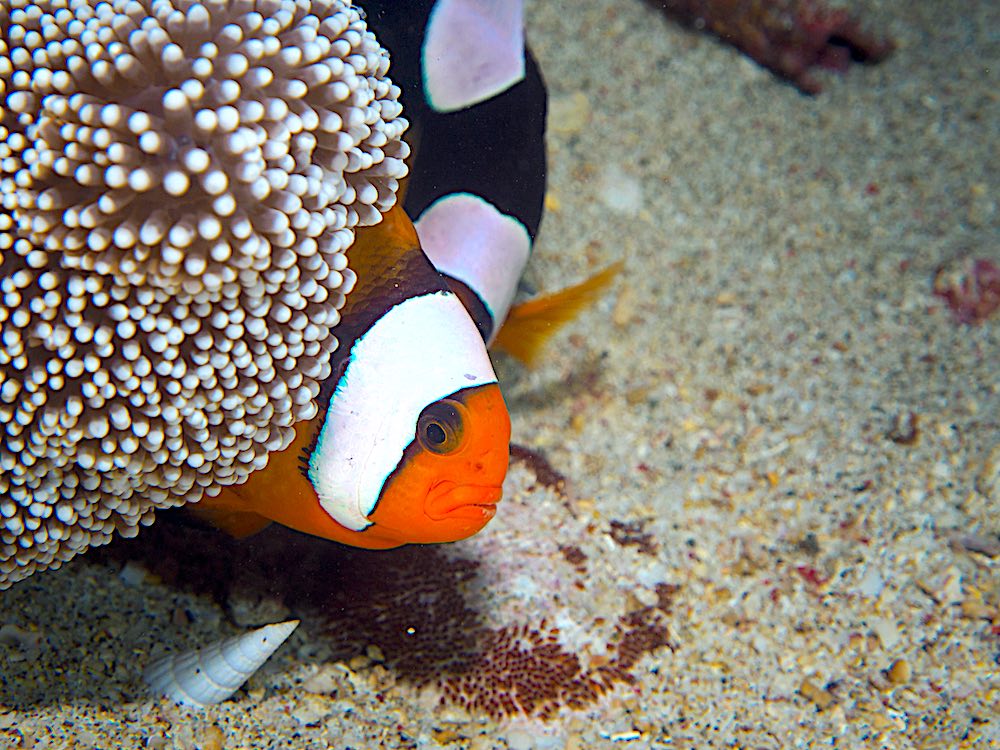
[198, 203, 511, 548]
[196, 0, 616, 548]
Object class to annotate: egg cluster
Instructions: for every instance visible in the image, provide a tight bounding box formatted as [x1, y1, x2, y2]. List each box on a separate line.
[0, 0, 409, 586]
[301, 545, 673, 720]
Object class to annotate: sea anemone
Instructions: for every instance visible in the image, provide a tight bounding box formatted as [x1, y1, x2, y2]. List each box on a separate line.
[0, 0, 409, 587]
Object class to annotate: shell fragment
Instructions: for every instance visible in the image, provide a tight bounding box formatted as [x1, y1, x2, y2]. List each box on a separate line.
[144, 620, 300, 707]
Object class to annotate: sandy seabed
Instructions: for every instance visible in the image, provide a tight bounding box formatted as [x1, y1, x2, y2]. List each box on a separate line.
[2, 0, 998, 748]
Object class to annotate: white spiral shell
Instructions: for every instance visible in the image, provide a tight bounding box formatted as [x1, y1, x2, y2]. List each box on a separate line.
[144, 620, 300, 707]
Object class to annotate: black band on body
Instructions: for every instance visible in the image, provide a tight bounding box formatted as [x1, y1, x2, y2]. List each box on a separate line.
[364, 1, 549, 239]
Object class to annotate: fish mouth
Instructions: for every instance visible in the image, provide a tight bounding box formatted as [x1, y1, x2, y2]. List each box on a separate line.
[426, 482, 503, 521]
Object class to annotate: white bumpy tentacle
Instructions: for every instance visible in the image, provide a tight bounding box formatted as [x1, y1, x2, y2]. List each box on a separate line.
[144, 620, 300, 707]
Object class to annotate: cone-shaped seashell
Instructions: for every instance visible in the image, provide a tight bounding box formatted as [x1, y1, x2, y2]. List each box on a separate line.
[144, 620, 300, 707]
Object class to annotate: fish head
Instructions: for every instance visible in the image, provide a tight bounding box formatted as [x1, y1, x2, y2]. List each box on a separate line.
[364, 382, 510, 544]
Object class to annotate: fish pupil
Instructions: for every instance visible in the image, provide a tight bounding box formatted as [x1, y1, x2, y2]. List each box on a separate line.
[425, 422, 447, 446]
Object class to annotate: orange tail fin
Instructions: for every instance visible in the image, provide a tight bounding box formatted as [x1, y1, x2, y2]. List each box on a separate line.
[493, 261, 623, 367]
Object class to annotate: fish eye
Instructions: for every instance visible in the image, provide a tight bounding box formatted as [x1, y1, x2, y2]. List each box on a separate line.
[416, 398, 466, 455]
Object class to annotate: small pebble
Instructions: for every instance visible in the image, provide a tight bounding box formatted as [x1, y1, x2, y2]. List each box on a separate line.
[869, 617, 900, 650]
[290, 696, 330, 726]
[609, 729, 642, 742]
[935, 566, 965, 605]
[597, 166, 644, 216]
[302, 667, 342, 695]
[196, 725, 225, 750]
[347, 653, 371, 671]
[959, 597, 992, 619]
[949, 532, 1000, 558]
[119, 561, 149, 586]
[886, 658, 911, 685]
[612, 283, 636, 327]
[505, 728, 536, 750]
[856, 566, 885, 598]
[799, 677, 835, 709]
[548, 91, 591, 134]
[976, 445, 1000, 501]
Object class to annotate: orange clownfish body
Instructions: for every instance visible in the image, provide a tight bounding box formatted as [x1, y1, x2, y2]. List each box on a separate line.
[197, 205, 511, 548]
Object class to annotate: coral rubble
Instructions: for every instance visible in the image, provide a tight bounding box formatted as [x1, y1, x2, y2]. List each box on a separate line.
[933, 257, 1000, 325]
[650, 0, 894, 93]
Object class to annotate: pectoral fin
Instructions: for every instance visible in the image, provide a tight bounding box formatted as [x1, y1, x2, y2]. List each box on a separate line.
[190, 488, 274, 539]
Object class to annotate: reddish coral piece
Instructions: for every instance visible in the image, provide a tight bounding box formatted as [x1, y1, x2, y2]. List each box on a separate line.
[510, 442, 569, 495]
[609, 519, 659, 555]
[650, 0, 895, 94]
[655, 582, 681, 613]
[795, 564, 828, 587]
[886, 411, 919, 446]
[932, 257, 1000, 325]
[560, 544, 589, 569]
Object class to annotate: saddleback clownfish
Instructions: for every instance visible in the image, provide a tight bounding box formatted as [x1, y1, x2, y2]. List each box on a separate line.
[198, 0, 616, 547]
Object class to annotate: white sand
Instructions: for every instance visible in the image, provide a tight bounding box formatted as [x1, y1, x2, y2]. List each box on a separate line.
[2, 0, 998, 747]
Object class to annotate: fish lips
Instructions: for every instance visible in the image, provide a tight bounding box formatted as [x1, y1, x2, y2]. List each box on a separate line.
[425, 481, 503, 521]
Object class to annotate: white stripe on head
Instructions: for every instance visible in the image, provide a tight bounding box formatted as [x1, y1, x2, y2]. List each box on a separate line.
[415, 192, 530, 340]
[308, 291, 498, 530]
[422, 0, 526, 112]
